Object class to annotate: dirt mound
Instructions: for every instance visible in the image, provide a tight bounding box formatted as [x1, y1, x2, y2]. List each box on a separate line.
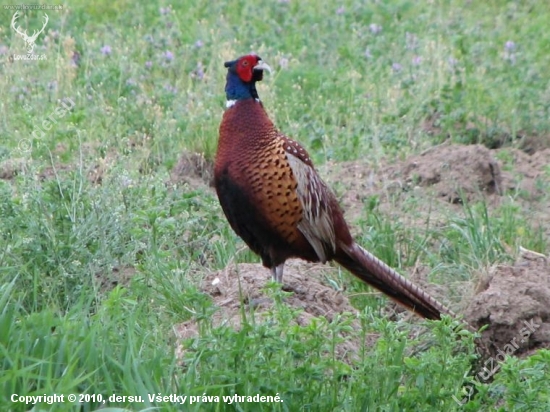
[174, 261, 375, 361]
[465, 250, 550, 358]
[170, 151, 214, 188]
[0, 158, 26, 180]
[517, 133, 550, 154]
[94, 266, 137, 293]
[200, 261, 352, 321]
[396, 144, 502, 203]
[500, 148, 550, 200]
[326, 144, 502, 212]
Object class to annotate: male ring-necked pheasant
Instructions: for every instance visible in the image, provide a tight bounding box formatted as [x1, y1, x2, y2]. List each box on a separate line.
[214, 54, 452, 320]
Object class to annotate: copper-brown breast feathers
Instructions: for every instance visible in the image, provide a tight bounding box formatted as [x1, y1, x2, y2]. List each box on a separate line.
[243, 134, 340, 262]
[246, 139, 303, 244]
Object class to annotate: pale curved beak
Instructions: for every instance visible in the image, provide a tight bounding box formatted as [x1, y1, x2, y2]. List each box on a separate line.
[254, 60, 272, 74]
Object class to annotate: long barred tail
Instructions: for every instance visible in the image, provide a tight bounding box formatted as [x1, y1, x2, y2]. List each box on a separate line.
[335, 243, 454, 320]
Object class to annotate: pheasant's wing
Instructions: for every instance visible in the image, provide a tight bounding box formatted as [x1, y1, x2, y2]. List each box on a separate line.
[281, 135, 339, 262]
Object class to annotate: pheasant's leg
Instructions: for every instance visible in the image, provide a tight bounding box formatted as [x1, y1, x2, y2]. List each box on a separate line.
[271, 264, 285, 283]
[272, 263, 297, 293]
[250, 264, 286, 308]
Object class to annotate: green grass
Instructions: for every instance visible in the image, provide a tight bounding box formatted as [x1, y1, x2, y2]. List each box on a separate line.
[1, 0, 549, 410]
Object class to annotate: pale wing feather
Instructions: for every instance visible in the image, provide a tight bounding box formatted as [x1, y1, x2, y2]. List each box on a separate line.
[286, 153, 336, 262]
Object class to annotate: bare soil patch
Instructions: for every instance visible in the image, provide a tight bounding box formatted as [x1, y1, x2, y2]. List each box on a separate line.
[174, 261, 377, 362]
[500, 148, 550, 200]
[170, 151, 214, 189]
[397, 144, 502, 203]
[94, 266, 137, 293]
[199, 261, 352, 322]
[465, 250, 550, 357]
[0, 158, 26, 180]
[324, 144, 503, 218]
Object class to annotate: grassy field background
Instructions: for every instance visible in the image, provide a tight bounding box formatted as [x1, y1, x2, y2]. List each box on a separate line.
[1, 0, 549, 410]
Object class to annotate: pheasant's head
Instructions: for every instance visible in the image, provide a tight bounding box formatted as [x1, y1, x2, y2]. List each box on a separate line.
[224, 54, 271, 103]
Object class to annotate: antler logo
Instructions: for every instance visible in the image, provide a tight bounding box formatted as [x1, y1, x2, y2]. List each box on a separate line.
[11, 12, 49, 55]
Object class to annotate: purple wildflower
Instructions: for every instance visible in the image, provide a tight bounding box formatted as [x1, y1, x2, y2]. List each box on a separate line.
[364, 48, 372, 59]
[191, 62, 205, 80]
[505, 41, 516, 52]
[100, 45, 112, 56]
[391, 62, 402, 72]
[145, 61, 153, 69]
[369, 24, 382, 34]
[336, 6, 345, 15]
[503, 41, 517, 63]
[163, 50, 174, 61]
[412, 56, 422, 66]
[164, 84, 177, 94]
[194, 40, 204, 48]
[448, 57, 458, 68]
[0, 45, 7, 55]
[160, 6, 171, 15]
[279, 57, 289, 69]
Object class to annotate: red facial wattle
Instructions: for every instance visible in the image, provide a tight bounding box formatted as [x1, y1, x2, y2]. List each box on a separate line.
[235, 55, 261, 82]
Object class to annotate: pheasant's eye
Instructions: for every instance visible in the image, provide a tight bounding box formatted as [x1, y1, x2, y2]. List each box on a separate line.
[242, 60, 249, 66]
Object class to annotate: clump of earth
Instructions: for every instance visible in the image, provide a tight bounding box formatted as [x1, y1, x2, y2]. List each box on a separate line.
[465, 249, 550, 359]
[173, 261, 375, 362]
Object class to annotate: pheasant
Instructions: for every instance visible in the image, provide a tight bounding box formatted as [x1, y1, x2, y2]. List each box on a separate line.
[214, 54, 453, 320]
